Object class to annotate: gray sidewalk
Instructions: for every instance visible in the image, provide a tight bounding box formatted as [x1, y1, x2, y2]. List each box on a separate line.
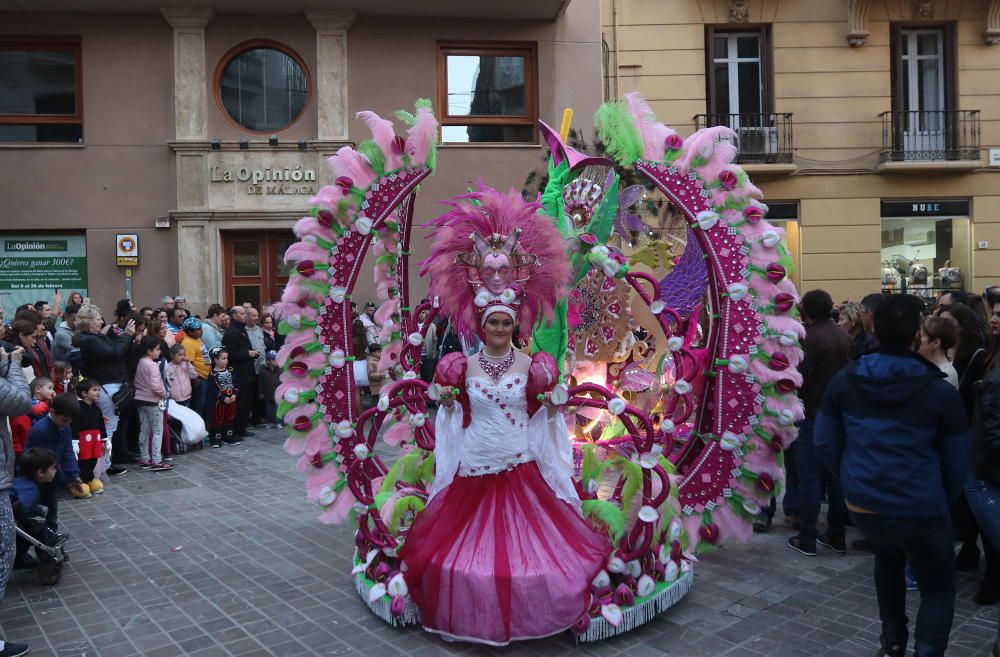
[3, 428, 995, 657]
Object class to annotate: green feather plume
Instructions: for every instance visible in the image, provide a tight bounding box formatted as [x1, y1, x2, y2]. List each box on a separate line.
[619, 457, 643, 512]
[582, 499, 626, 542]
[357, 139, 386, 177]
[388, 495, 426, 532]
[379, 450, 425, 494]
[595, 100, 644, 167]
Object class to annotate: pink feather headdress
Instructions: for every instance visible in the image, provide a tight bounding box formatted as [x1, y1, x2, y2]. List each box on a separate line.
[420, 184, 569, 342]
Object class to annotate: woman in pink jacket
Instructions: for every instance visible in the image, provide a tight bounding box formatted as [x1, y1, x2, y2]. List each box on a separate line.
[133, 335, 171, 471]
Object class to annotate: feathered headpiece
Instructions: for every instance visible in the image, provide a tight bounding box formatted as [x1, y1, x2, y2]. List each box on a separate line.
[421, 184, 569, 342]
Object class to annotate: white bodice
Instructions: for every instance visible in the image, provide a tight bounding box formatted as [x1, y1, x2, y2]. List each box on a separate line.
[460, 374, 532, 476]
[429, 367, 582, 510]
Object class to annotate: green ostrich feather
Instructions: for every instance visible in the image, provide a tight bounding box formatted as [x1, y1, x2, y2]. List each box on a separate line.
[588, 175, 619, 244]
[357, 140, 386, 177]
[582, 499, 626, 542]
[419, 452, 436, 485]
[595, 101, 644, 167]
[373, 490, 392, 511]
[599, 418, 627, 442]
[531, 299, 569, 376]
[580, 443, 611, 488]
[388, 495, 426, 532]
[379, 449, 425, 494]
[619, 457, 643, 513]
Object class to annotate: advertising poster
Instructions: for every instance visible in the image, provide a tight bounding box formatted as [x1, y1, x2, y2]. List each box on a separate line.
[0, 234, 88, 317]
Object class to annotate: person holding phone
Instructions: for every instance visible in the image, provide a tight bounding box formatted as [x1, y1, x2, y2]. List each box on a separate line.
[75, 305, 135, 440]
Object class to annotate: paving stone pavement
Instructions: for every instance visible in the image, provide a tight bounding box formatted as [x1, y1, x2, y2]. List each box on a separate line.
[3, 427, 996, 657]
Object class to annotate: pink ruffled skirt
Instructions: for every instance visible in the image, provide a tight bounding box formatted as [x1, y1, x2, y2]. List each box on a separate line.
[400, 461, 609, 645]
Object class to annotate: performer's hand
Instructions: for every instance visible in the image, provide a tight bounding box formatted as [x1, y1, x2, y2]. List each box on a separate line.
[542, 392, 557, 413]
[438, 386, 456, 408]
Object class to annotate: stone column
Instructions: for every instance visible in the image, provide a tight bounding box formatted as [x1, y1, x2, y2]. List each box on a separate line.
[161, 7, 214, 140]
[305, 10, 357, 141]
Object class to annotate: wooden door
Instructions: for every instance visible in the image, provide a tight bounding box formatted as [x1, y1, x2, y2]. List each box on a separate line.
[221, 230, 295, 309]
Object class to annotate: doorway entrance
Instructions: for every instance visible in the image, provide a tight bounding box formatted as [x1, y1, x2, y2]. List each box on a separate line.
[221, 230, 295, 309]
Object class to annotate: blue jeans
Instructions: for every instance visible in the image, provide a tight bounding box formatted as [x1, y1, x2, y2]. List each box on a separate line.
[795, 419, 846, 548]
[965, 474, 1000, 643]
[190, 378, 207, 419]
[851, 511, 955, 657]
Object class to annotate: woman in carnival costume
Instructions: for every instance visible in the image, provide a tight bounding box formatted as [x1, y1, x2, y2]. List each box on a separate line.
[400, 187, 609, 645]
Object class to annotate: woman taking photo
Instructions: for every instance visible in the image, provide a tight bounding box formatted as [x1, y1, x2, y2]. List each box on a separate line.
[76, 305, 134, 439]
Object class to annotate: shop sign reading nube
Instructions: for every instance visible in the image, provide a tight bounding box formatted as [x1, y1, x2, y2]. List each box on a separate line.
[0, 234, 88, 310]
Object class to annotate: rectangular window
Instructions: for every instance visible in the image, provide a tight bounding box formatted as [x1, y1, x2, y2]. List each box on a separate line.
[888, 24, 960, 160]
[703, 27, 781, 161]
[0, 39, 83, 143]
[705, 27, 770, 118]
[437, 42, 537, 144]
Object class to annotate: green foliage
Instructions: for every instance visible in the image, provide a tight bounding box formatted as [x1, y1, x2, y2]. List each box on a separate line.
[594, 101, 644, 166]
[582, 499, 625, 542]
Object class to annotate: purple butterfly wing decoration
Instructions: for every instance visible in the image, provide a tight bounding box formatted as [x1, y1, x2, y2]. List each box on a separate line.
[657, 227, 709, 321]
[613, 185, 647, 242]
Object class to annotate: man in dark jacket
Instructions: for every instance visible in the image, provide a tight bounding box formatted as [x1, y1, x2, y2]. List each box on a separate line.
[222, 306, 260, 438]
[787, 289, 853, 556]
[815, 294, 969, 657]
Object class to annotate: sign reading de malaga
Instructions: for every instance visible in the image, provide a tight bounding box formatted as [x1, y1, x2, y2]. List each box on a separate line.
[0, 234, 87, 309]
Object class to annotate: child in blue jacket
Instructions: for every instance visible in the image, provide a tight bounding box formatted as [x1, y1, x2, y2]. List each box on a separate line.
[24, 393, 89, 528]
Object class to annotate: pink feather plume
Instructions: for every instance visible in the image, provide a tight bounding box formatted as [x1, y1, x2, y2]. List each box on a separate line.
[420, 184, 569, 343]
[356, 110, 403, 171]
[406, 103, 438, 168]
[624, 92, 672, 162]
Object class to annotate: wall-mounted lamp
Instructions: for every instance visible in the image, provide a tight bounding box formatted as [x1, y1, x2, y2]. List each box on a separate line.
[154, 215, 170, 229]
[239, 138, 250, 150]
[210, 139, 222, 150]
[298, 139, 308, 151]
[268, 135, 279, 146]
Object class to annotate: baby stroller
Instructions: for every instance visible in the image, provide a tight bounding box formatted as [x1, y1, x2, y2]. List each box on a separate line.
[12, 502, 69, 586]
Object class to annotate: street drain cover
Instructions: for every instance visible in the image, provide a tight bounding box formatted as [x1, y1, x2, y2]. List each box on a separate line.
[115, 475, 198, 495]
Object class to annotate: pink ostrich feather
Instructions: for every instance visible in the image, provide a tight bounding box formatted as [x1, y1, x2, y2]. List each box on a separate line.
[693, 146, 739, 184]
[309, 184, 348, 214]
[623, 92, 672, 162]
[283, 241, 330, 266]
[383, 421, 412, 448]
[676, 126, 736, 174]
[356, 110, 403, 171]
[276, 332, 316, 362]
[328, 146, 377, 190]
[406, 103, 438, 168]
[713, 505, 753, 544]
[317, 486, 358, 524]
[765, 315, 806, 340]
[293, 215, 336, 242]
[375, 299, 399, 326]
[379, 342, 402, 370]
[284, 422, 330, 456]
[420, 184, 569, 343]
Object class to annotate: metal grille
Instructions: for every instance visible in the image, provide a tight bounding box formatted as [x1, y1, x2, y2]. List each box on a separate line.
[114, 475, 198, 495]
[880, 110, 981, 163]
[693, 113, 795, 164]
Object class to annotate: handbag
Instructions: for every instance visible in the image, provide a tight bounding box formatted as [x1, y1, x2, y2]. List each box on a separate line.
[108, 383, 135, 414]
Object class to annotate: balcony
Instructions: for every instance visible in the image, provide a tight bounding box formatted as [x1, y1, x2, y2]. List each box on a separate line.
[879, 110, 982, 173]
[693, 113, 796, 178]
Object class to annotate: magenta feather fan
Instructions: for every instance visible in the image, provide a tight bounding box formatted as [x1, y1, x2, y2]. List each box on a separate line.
[420, 184, 569, 342]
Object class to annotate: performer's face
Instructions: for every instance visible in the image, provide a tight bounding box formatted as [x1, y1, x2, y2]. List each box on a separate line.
[481, 253, 512, 295]
[483, 313, 514, 350]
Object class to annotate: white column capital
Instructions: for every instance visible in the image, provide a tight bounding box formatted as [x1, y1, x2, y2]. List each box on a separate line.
[305, 9, 358, 32]
[987, 0, 1000, 45]
[160, 7, 214, 30]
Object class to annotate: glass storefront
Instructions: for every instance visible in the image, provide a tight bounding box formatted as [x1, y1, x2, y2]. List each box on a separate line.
[880, 200, 970, 298]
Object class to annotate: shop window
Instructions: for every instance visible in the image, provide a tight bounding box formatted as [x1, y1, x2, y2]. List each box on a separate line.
[0, 39, 82, 143]
[215, 40, 309, 134]
[437, 42, 537, 144]
[763, 201, 799, 288]
[880, 200, 970, 297]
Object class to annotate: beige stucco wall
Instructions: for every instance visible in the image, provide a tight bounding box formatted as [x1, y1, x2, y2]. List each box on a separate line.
[602, 0, 1000, 301]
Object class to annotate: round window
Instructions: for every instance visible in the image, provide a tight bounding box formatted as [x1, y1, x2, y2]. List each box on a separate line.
[217, 41, 309, 133]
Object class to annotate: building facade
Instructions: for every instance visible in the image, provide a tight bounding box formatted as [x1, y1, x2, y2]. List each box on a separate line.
[602, 0, 1000, 301]
[0, 1, 601, 314]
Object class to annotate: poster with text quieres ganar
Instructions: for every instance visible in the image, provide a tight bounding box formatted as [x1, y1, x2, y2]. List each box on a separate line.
[0, 234, 87, 320]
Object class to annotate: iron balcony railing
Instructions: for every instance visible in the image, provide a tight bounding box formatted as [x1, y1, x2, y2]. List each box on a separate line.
[693, 113, 794, 164]
[880, 109, 981, 163]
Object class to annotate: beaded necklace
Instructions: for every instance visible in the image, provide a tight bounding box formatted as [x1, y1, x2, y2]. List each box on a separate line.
[478, 348, 515, 383]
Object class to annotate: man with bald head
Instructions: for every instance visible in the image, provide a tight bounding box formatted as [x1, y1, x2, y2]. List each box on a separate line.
[222, 305, 260, 439]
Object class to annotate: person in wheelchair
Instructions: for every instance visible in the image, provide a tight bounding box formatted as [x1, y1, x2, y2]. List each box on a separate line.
[8, 447, 60, 569]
